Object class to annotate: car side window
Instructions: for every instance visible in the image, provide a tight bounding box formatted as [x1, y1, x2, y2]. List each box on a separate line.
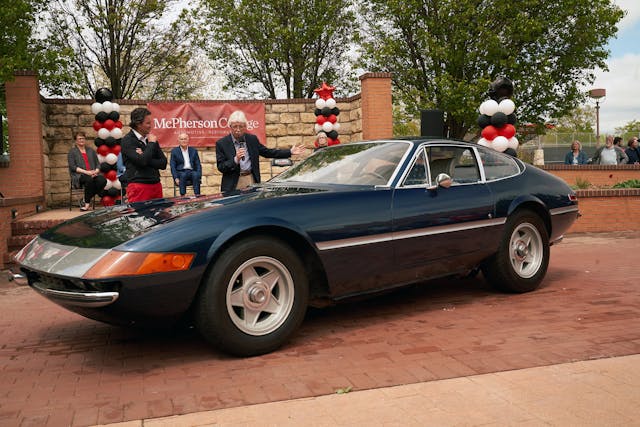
[479, 150, 520, 181]
[403, 149, 428, 186]
[426, 146, 480, 185]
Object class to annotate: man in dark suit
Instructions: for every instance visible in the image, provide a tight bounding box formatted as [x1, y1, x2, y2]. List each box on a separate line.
[121, 107, 168, 202]
[216, 110, 305, 193]
[170, 132, 202, 196]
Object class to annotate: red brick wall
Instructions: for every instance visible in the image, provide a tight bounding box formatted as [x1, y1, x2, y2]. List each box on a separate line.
[542, 164, 640, 187]
[569, 189, 640, 233]
[360, 73, 393, 140]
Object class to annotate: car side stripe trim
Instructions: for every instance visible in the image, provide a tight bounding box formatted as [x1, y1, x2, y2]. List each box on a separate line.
[316, 217, 505, 251]
[549, 206, 579, 216]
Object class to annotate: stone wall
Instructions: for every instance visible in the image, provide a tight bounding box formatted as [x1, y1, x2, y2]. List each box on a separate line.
[43, 87, 370, 207]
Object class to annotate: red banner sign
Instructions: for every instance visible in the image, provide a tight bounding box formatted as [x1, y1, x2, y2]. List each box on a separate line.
[147, 102, 266, 147]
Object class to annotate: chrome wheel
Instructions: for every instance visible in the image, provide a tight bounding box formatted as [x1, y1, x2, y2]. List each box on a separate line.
[509, 222, 543, 279]
[226, 256, 295, 336]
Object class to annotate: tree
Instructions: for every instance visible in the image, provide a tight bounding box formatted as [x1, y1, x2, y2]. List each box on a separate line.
[550, 105, 595, 134]
[37, 0, 206, 99]
[0, 0, 43, 83]
[357, 0, 624, 139]
[196, 0, 358, 99]
[615, 120, 640, 136]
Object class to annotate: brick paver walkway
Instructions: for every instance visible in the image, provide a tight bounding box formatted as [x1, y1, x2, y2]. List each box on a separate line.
[1, 232, 639, 426]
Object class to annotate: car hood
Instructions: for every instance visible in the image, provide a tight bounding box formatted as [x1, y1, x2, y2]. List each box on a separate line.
[39, 184, 328, 249]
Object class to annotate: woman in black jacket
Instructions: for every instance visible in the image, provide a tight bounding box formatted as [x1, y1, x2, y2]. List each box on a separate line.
[68, 131, 106, 210]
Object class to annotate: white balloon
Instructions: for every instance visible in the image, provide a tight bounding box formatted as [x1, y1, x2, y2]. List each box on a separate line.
[479, 99, 499, 116]
[104, 179, 113, 190]
[105, 153, 118, 165]
[111, 102, 120, 112]
[325, 98, 336, 109]
[314, 124, 322, 133]
[315, 98, 326, 109]
[507, 136, 519, 150]
[102, 101, 114, 114]
[498, 99, 516, 115]
[321, 121, 333, 132]
[97, 154, 106, 164]
[477, 138, 489, 147]
[110, 128, 123, 139]
[98, 128, 110, 139]
[91, 102, 102, 115]
[333, 122, 341, 132]
[492, 136, 509, 152]
[112, 179, 122, 190]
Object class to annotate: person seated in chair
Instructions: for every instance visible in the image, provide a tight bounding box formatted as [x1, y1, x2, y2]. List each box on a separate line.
[68, 131, 106, 211]
[170, 132, 202, 196]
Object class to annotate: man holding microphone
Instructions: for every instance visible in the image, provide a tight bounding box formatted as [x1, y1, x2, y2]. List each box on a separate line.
[216, 110, 305, 193]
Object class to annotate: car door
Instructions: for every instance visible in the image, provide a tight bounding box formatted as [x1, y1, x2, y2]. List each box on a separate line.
[391, 145, 499, 282]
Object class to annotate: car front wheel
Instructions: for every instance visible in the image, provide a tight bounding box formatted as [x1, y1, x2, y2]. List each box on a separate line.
[196, 236, 308, 356]
[482, 210, 549, 293]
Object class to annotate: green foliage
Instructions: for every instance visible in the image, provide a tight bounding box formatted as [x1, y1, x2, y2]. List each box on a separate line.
[613, 179, 640, 189]
[550, 105, 596, 134]
[574, 177, 591, 189]
[196, 0, 358, 99]
[614, 120, 640, 136]
[36, 0, 205, 99]
[357, 0, 624, 139]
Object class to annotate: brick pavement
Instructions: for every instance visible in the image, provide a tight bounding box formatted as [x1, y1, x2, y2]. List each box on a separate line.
[1, 232, 639, 427]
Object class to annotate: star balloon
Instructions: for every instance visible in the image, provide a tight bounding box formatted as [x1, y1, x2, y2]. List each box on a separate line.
[314, 82, 336, 100]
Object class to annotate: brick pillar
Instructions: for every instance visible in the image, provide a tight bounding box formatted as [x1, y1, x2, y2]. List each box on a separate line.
[359, 72, 393, 140]
[1, 71, 45, 198]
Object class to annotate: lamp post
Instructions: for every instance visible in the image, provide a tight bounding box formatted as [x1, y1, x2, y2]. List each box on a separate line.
[589, 88, 606, 147]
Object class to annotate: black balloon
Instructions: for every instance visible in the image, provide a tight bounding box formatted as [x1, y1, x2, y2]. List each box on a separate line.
[95, 111, 108, 123]
[491, 112, 508, 127]
[327, 130, 338, 139]
[107, 111, 120, 121]
[105, 137, 116, 147]
[331, 107, 340, 116]
[314, 108, 322, 116]
[106, 187, 120, 197]
[99, 162, 112, 173]
[507, 113, 517, 125]
[94, 138, 106, 147]
[488, 77, 514, 101]
[95, 87, 113, 103]
[321, 107, 332, 117]
[477, 114, 491, 128]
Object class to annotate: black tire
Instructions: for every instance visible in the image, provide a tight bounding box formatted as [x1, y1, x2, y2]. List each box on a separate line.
[482, 210, 549, 293]
[195, 236, 308, 356]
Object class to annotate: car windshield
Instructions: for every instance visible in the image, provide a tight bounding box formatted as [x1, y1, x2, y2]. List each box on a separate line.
[271, 141, 410, 185]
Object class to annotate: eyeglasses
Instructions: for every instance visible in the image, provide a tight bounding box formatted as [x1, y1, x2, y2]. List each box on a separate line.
[230, 124, 246, 130]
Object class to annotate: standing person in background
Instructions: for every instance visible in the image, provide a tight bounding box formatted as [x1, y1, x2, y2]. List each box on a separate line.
[564, 140, 588, 165]
[625, 136, 640, 164]
[68, 131, 106, 211]
[592, 135, 628, 165]
[121, 107, 167, 202]
[216, 110, 305, 193]
[170, 132, 202, 196]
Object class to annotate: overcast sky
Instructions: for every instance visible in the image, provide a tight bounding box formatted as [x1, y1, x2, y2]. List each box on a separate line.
[591, 0, 640, 134]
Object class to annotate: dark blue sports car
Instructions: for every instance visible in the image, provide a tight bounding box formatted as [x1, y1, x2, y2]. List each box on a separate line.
[15, 139, 579, 356]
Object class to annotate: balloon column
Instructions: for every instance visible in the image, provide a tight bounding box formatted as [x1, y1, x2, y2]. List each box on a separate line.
[476, 77, 519, 154]
[91, 88, 123, 206]
[313, 82, 341, 148]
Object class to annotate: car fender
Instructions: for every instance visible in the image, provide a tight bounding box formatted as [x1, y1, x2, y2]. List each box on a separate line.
[505, 194, 551, 231]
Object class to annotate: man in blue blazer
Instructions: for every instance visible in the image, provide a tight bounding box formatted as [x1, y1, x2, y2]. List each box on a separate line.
[170, 132, 202, 196]
[216, 110, 305, 193]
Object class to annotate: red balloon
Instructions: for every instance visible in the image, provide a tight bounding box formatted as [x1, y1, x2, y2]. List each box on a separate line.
[498, 124, 516, 139]
[92, 120, 102, 131]
[111, 144, 121, 156]
[97, 145, 110, 156]
[481, 125, 499, 141]
[105, 170, 117, 181]
[104, 119, 115, 130]
[316, 115, 327, 125]
[115, 120, 123, 129]
[101, 195, 115, 206]
[328, 114, 337, 124]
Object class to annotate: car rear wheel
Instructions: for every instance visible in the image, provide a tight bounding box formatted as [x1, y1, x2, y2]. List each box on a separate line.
[482, 210, 549, 293]
[196, 236, 308, 356]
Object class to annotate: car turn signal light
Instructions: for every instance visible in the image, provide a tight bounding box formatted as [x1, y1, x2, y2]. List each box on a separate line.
[83, 251, 195, 278]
